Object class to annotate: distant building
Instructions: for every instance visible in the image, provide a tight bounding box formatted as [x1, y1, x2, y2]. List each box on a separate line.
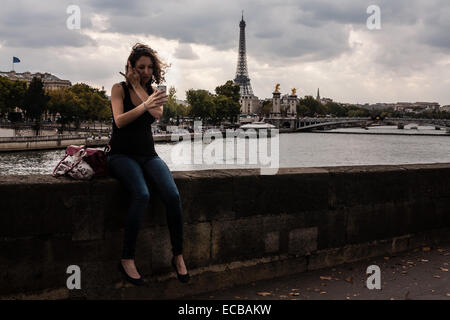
[440, 105, 450, 112]
[0, 70, 71, 90]
[355, 101, 440, 113]
[394, 102, 440, 113]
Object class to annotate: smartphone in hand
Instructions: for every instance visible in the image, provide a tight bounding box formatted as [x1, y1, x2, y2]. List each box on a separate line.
[157, 85, 167, 94]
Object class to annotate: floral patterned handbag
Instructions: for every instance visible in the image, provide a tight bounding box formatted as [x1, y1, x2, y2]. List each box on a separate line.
[65, 145, 110, 178]
[52, 148, 95, 180]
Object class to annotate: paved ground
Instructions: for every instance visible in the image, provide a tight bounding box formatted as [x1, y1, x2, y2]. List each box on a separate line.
[183, 243, 450, 300]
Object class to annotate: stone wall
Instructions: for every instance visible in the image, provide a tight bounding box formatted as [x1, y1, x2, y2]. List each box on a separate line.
[1, 163, 449, 299]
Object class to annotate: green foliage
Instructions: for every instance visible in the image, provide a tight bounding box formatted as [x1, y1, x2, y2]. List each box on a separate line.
[0, 76, 27, 115]
[260, 100, 272, 117]
[68, 83, 111, 121]
[161, 87, 187, 124]
[186, 89, 215, 120]
[45, 83, 111, 131]
[23, 77, 49, 121]
[215, 81, 241, 123]
[325, 102, 347, 117]
[297, 96, 325, 116]
[47, 88, 79, 127]
[185, 80, 241, 124]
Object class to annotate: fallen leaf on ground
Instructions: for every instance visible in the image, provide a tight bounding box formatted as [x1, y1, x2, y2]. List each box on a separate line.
[320, 291, 327, 295]
[407, 261, 415, 265]
[291, 288, 299, 291]
[437, 248, 445, 253]
[440, 267, 449, 272]
[279, 295, 288, 298]
[234, 296, 240, 299]
[384, 257, 390, 260]
[320, 276, 332, 281]
[256, 292, 272, 297]
[422, 247, 431, 252]
[289, 292, 300, 296]
[314, 288, 321, 292]
[345, 277, 353, 284]
[433, 275, 441, 279]
[420, 259, 429, 262]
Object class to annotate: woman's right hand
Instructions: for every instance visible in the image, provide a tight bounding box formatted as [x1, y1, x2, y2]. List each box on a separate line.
[144, 90, 168, 110]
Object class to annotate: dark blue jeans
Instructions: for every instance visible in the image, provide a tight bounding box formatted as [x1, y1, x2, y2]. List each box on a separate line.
[107, 153, 183, 259]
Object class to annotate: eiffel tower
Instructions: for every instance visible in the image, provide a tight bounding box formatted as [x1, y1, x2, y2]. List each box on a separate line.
[234, 12, 254, 97]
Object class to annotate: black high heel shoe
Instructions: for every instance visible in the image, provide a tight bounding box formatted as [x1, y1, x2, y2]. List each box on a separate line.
[171, 257, 190, 283]
[118, 261, 146, 286]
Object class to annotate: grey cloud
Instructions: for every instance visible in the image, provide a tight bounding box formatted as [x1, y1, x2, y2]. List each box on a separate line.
[174, 43, 199, 60]
[0, 0, 95, 48]
[1, 0, 450, 74]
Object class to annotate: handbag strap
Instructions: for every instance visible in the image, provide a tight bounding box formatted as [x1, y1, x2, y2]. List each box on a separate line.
[64, 156, 86, 175]
[52, 154, 70, 176]
[53, 149, 87, 177]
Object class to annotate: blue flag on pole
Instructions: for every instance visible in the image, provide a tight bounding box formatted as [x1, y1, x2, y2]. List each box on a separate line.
[13, 57, 20, 63]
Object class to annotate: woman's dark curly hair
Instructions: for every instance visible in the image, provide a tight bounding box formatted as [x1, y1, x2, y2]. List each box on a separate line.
[125, 43, 169, 93]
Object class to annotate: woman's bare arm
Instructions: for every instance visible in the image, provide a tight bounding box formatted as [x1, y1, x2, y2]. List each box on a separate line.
[133, 85, 164, 119]
[110, 83, 148, 129]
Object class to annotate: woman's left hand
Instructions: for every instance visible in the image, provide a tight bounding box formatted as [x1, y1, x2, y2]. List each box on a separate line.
[120, 61, 141, 88]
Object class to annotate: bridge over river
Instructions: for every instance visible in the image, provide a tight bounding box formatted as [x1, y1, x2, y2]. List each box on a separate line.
[263, 117, 450, 132]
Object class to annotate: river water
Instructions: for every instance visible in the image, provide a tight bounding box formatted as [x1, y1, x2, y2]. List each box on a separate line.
[0, 125, 449, 175]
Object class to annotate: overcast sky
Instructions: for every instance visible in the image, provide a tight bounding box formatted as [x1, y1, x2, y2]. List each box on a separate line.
[0, 0, 449, 105]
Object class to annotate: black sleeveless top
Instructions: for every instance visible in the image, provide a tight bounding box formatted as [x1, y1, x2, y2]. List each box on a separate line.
[108, 82, 158, 157]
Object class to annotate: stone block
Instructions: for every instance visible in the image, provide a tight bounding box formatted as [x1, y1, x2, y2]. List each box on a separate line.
[288, 227, 318, 255]
[264, 231, 280, 254]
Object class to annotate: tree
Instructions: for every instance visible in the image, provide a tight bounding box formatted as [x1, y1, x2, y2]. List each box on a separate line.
[23, 77, 49, 135]
[69, 83, 111, 125]
[212, 95, 232, 124]
[258, 100, 272, 117]
[47, 88, 79, 134]
[298, 96, 325, 117]
[214, 80, 241, 123]
[296, 104, 309, 117]
[326, 102, 347, 117]
[186, 89, 215, 123]
[0, 77, 27, 117]
[161, 87, 186, 125]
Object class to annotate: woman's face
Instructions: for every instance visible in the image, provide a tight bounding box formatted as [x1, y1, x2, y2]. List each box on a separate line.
[133, 56, 153, 84]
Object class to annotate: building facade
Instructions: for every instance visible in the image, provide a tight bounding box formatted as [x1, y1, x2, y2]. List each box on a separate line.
[0, 71, 71, 90]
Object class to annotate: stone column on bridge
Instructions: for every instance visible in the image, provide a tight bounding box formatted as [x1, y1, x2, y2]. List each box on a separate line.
[288, 92, 297, 117]
[272, 91, 281, 118]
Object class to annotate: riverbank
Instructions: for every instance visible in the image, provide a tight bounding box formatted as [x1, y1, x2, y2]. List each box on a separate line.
[313, 130, 450, 136]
